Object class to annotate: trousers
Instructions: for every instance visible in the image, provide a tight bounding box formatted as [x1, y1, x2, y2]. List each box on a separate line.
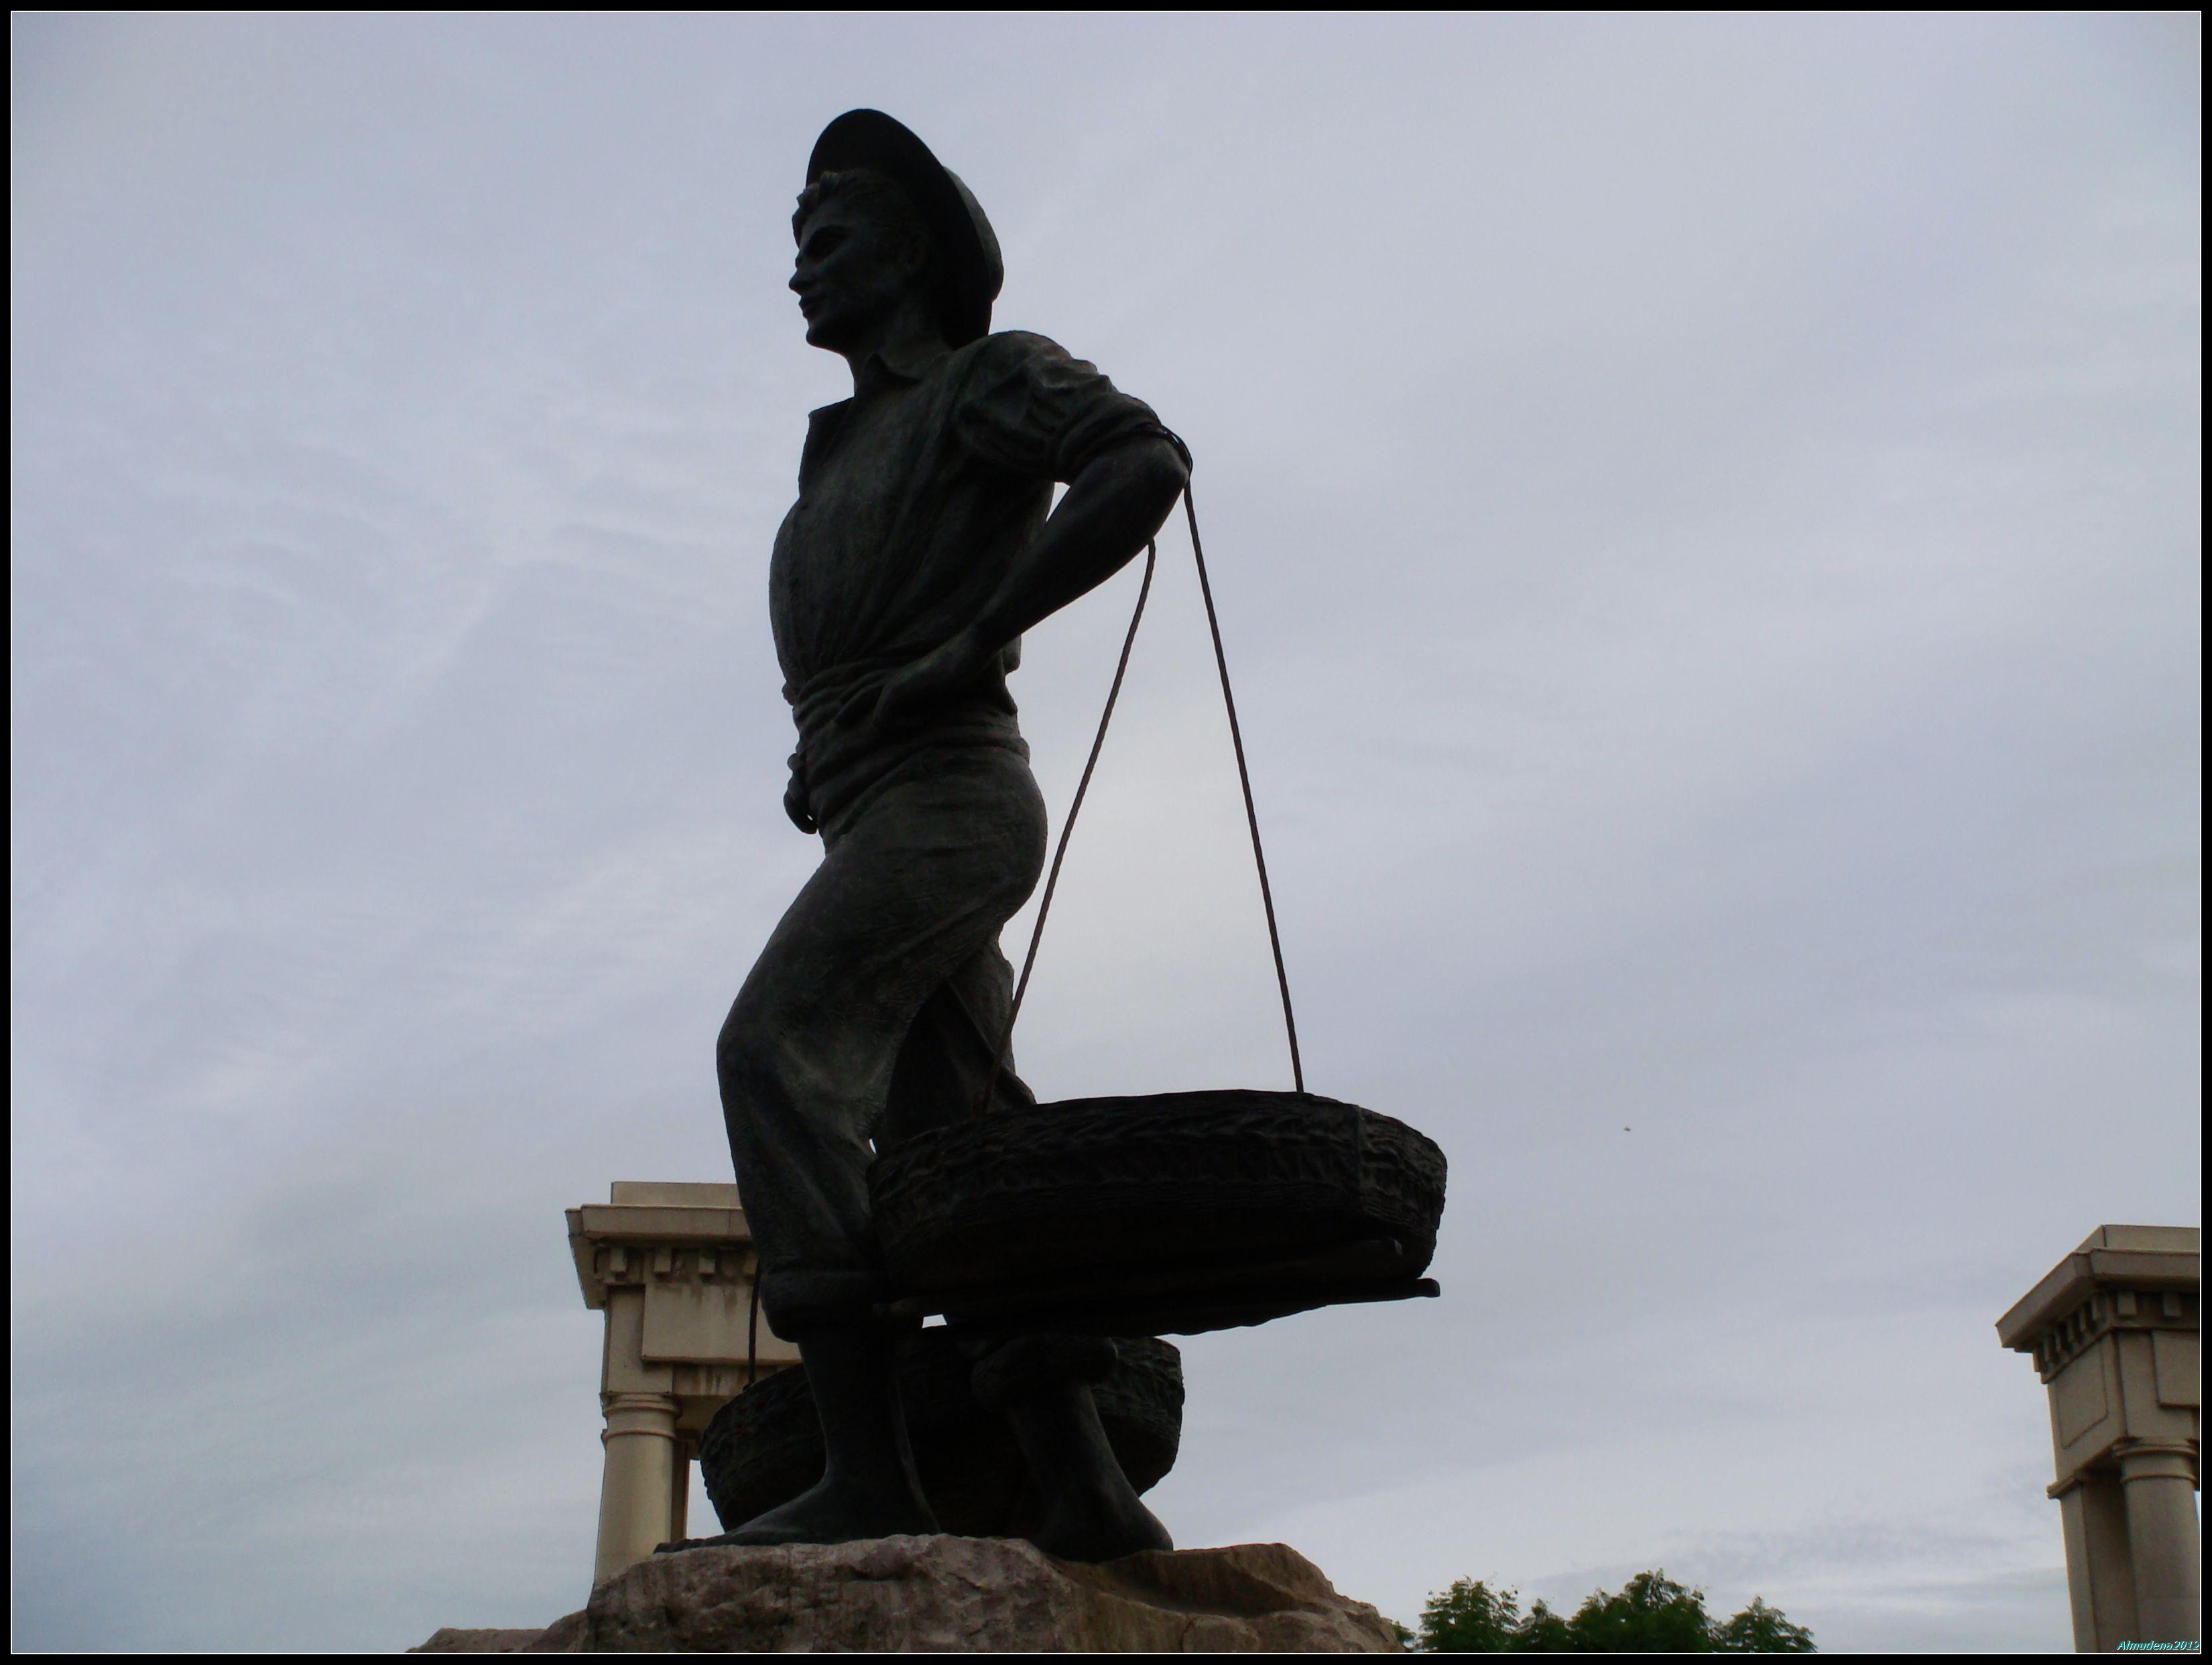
[718, 741, 1048, 1336]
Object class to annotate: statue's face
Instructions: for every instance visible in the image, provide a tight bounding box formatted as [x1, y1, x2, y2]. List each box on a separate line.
[790, 195, 924, 352]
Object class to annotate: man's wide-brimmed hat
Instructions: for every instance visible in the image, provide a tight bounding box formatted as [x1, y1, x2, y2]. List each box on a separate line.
[806, 109, 1003, 348]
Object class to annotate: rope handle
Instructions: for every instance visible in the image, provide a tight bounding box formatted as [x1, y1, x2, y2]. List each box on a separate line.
[977, 483, 1304, 1113]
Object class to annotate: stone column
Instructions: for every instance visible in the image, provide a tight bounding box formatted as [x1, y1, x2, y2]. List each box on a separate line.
[2117, 1440, 2200, 1646]
[568, 1182, 802, 1590]
[593, 1390, 682, 1585]
[1998, 1225, 2199, 1652]
[2052, 1472, 2138, 1652]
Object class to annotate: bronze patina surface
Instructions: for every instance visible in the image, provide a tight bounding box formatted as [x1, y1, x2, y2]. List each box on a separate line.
[696, 110, 1189, 1562]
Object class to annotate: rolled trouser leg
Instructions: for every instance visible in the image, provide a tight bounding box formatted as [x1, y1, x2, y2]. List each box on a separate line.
[718, 746, 1046, 1337]
[717, 982, 888, 1334]
[879, 952, 1038, 1152]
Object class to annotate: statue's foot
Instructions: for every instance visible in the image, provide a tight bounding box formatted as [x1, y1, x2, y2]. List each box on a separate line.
[657, 1473, 938, 1552]
[1027, 1487, 1174, 1564]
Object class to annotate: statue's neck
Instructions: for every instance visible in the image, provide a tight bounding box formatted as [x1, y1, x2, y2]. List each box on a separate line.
[839, 292, 946, 393]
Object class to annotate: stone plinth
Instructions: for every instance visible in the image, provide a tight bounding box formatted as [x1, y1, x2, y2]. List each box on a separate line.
[1998, 1225, 2199, 1652]
[414, 1537, 1403, 1653]
[566, 1182, 802, 1586]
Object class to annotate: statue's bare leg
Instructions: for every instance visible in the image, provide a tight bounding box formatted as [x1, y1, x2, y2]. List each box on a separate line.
[1003, 1381, 1174, 1562]
[664, 1322, 937, 1549]
[970, 1333, 1172, 1562]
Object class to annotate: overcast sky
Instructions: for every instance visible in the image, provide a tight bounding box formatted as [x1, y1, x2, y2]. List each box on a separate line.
[11, 13, 2200, 1652]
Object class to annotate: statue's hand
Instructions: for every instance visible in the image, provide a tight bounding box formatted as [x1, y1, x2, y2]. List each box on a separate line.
[840, 631, 992, 735]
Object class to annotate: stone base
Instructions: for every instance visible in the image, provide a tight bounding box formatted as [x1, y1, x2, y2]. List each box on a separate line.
[414, 1536, 1403, 1653]
[414, 1629, 544, 1653]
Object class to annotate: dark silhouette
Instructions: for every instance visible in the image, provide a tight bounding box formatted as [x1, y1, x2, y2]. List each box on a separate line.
[695, 110, 1186, 1560]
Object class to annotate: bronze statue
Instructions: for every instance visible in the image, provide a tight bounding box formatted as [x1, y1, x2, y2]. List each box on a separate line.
[703, 111, 1189, 1560]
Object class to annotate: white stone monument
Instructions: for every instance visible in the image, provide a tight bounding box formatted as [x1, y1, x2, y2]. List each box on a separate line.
[566, 1182, 800, 1586]
[1998, 1225, 2199, 1652]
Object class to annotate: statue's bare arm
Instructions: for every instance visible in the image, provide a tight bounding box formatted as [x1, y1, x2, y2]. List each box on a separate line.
[843, 436, 1190, 733]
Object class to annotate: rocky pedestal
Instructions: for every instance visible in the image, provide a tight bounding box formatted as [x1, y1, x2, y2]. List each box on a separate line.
[414, 1536, 1402, 1653]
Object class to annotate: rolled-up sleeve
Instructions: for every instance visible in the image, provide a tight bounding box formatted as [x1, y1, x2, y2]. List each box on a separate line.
[954, 330, 1176, 482]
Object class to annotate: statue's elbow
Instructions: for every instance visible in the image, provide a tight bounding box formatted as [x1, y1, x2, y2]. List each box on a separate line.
[1143, 436, 1190, 509]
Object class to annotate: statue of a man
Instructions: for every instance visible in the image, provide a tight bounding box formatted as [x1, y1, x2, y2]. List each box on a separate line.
[710, 111, 1189, 1557]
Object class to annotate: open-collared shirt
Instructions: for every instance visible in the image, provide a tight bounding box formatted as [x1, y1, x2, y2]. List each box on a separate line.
[770, 330, 1172, 824]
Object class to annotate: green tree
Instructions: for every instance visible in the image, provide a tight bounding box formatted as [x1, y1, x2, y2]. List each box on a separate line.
[1711, 1597, 1816, 1654]
[1406, 1570, 1815, 1653]
[1514, 1598, 1574, 1652]
[1418, 1579, 1527, 1652]
[1565, 1570, 1716, 1652]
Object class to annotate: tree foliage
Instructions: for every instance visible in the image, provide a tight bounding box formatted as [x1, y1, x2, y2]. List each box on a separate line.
[1709, 1597, 1817, 1654]
[1410, 1570, 1815, 1653]
[1418, 1579, 1525, 1652]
